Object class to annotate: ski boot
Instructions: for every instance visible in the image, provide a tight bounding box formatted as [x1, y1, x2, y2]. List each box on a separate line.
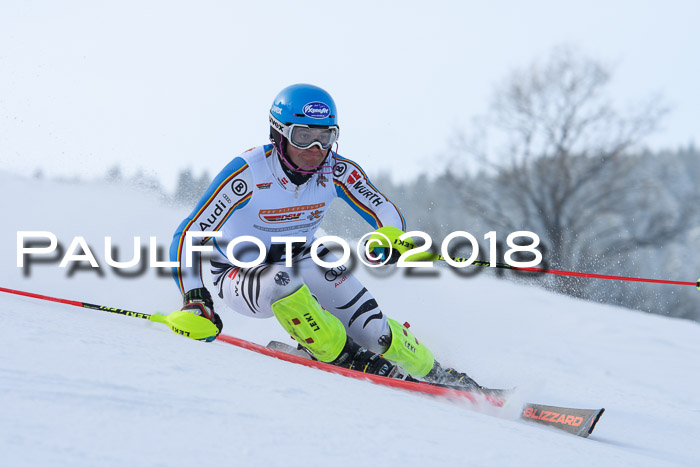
[424, 361, 483, 391]
[330, 336, 404, 378]
[271, 284, 404, 379]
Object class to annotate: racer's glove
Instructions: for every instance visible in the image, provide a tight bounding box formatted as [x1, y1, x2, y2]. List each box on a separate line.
[365, 226, 405, 265]
[182, 287, 223, 336]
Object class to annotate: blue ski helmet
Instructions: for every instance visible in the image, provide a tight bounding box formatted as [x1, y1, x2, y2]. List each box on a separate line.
[270, 83, 338, 127]
[269, 84, 339, 160]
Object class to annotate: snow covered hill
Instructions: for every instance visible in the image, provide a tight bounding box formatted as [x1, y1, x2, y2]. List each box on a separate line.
[2, 172, 699, 466]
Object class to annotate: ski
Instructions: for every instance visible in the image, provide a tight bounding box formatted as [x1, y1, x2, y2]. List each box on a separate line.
[216, 335, 604, 438]
[266, 340, 314, 359]
[265, 341, 515, 398]
[520, 403, 605, 438]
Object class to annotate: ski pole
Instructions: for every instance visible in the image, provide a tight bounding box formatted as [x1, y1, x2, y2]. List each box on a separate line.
[435, 256, 699, 289]
[0, 286, 220, 340]
[372, 228, 700, 290]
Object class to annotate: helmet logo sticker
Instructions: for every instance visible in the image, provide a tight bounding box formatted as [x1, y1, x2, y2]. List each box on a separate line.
[271, 106, 283, 115]
[303, 102, 331, 119]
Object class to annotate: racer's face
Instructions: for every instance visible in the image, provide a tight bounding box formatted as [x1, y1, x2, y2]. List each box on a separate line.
[286, 144, 329, 171]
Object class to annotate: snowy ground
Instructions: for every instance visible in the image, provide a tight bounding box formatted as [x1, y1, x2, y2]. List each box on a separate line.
[2, 172, 700, 466]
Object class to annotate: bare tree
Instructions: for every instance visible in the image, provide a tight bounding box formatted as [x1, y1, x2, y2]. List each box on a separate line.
[446, 47, 693, 296]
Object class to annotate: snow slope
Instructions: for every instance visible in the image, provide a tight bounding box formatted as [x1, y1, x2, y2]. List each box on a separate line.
[1, 172, 699, 466]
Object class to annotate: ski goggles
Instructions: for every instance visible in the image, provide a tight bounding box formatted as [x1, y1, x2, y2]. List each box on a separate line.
[270, 115, 339, 150]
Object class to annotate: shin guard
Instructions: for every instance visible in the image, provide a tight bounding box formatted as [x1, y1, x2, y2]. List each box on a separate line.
[271, 284, 347, 363]
[381, 318, 435, 378]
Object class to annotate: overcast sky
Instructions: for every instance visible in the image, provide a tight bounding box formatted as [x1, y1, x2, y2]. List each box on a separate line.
[1, 1, 698, 190]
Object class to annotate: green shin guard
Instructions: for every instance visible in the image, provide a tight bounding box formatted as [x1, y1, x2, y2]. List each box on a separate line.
[382, 318, 435, 378]
[271, 285, 347, 363]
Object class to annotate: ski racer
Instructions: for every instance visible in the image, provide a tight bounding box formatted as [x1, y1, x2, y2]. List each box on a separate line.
[170, 83, 480, 388]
